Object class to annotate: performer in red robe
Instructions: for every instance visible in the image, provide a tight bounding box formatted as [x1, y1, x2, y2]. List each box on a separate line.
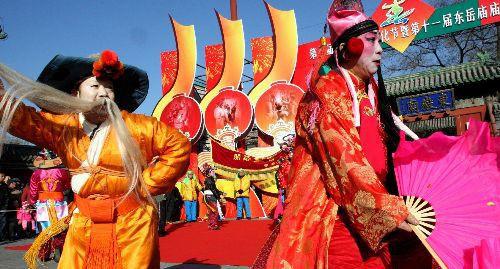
[253, 1, 419, 268]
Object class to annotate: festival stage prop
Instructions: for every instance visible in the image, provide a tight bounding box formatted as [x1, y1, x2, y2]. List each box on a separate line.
[254, 82, 303, 145]
[247, 2, 298, 106]
[199, 11, 245, 112]
[394, 119, 500, 269]
[154, 17, 197, 116]
[210, 139, 282, 194]
[205, 88, 253, 149]
[153, 17, 203, 144]
[160, 95, 203, 142]
[152, 1, 303, 217]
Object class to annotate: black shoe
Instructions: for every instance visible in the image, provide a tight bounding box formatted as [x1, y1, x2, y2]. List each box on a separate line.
[236, 217, 242, 220]
[246, 217, 251, 220]
[158, 230, 168, 237]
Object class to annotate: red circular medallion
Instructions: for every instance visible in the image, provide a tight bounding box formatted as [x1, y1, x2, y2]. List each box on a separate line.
[160, 95, 203, 143]
[205, 87, 253, 141]
[255, 82, 304, 139]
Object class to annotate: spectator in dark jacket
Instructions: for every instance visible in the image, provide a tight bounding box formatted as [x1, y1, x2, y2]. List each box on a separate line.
[158, 186, 183, 236]
[6, 177, 22, 240]
[0, 172, 10, 241]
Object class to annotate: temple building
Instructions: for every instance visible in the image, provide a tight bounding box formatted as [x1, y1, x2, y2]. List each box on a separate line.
[386, 61, 500, 137]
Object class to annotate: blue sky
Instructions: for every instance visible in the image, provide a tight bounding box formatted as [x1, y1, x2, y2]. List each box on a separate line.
[0, 0, 379, 115]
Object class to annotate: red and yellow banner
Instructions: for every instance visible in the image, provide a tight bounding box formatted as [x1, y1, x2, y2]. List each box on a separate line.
[160, 51, 178, 95]
[211, 139, 283, 171]
[250, 36, 274, 86]
[205, 44, 224, 92]
[291, 38, 333, 91]
[211, 140, 283, 194]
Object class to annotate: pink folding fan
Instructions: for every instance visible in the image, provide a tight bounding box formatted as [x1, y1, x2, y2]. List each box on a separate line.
[393, 119, 500, 269]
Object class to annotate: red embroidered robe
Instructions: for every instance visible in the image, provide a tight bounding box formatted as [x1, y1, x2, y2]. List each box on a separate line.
[264, 71, 409, 268]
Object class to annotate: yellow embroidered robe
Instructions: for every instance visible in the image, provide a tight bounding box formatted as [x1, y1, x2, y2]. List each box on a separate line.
[8, 103, 191, 269]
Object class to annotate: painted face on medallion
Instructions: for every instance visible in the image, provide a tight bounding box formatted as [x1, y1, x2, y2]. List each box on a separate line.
[214, 98, 237, 127]
[167, 101, 189, 130]
[268, 91, 291, 120]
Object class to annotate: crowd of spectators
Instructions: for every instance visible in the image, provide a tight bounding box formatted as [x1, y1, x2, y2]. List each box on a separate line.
[0, 172, 36, 242]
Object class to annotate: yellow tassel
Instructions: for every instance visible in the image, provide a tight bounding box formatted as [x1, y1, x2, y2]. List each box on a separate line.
[24, 215, 71, 269]
[47, 200, 58, 224]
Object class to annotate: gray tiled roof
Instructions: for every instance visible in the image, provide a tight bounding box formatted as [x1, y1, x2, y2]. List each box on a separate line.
[406, 117, 456, 133]
[385, 62, 500, 97]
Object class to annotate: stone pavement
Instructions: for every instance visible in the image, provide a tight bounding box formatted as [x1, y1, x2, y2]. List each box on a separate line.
[0, 239, 249, 269]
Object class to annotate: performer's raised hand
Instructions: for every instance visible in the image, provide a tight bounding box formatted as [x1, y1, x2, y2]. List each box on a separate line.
[397, 213, 419, 232]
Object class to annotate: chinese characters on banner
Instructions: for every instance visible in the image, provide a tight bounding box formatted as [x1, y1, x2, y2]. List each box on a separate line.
[250, 37, 334, 91]
[373, 0, 435, 53]
[397, 89, 454, 116]
[372, 0, 500, 53]
[307, 43, 334, 60]
[291, 38, 332, 91]
[415, 0, 500, 41]
[250, 37, 274, 86]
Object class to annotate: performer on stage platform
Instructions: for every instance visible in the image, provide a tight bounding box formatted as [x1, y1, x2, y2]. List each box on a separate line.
[0, 50, 191, 269]
[253, 1, 419, 268]
[201, 164, 226, 230]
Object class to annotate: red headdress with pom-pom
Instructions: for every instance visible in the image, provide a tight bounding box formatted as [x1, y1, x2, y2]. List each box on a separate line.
[201, 163, 215, 177]
[92, 50, 125, 80]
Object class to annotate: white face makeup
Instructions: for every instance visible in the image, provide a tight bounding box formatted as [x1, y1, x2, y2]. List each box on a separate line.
[350, 30, 383, 81]
[78, 76, 116, 124]
[78, 76, 115, 102]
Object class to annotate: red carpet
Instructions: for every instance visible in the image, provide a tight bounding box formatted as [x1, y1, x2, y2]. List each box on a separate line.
[4, 220, 276, 266]
[5, 244, 31, 251]
[159, 219, 275, 266]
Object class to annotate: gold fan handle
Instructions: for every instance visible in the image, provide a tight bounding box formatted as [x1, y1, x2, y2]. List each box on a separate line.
[410, 224, 448, 269]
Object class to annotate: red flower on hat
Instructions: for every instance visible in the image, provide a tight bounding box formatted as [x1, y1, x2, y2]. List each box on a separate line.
[92, 50, 125, 80]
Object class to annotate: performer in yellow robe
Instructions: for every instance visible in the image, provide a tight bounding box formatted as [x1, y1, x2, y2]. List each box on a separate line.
[0, 50, 191, 269]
